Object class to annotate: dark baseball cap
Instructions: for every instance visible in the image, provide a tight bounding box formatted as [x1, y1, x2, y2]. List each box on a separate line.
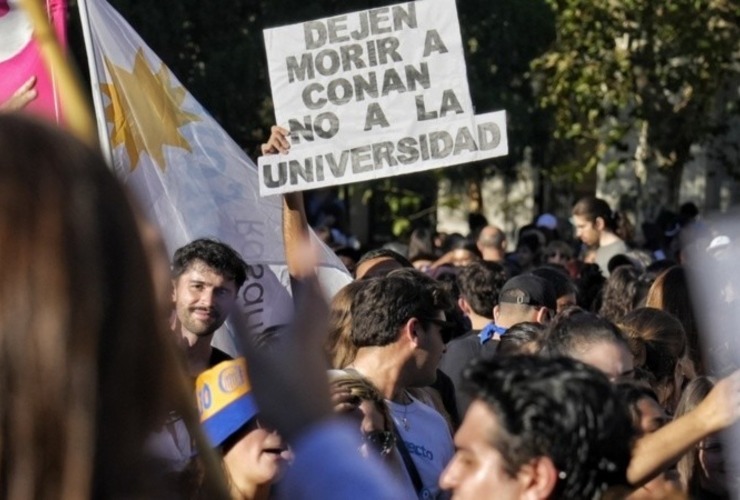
[498, 275, 557, 311]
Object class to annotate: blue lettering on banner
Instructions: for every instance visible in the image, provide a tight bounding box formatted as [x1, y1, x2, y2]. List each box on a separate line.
[404, 441, 434, 461]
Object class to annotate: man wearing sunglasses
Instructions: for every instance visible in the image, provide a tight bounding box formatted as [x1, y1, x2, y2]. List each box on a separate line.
[347, 268, 456, 499]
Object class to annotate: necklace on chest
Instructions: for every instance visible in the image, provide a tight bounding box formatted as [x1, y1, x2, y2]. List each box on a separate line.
[398, 391, 413, 431]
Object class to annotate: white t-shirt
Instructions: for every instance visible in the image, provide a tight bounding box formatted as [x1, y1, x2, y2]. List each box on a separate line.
[388, 394, 454, 499]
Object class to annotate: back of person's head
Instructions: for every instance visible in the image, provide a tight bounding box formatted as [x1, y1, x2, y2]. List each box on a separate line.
[624, 249, 654, 272]
[515, 231, 544, 270]
[463, 355, 634, 499]
[517, 231, 544, 253]
[467, 212, 489, 240]
[441, 232, 466, 253]
[456, 261, 508, 319]
[351, 269, 452, 347]
[598, 265, 642, 323]
[477, 225, 507, 250]
[325, 280, 369, 368]
[675, 377, 721, 496]
[532, 266, 578, 307]
[172, 238, 248, 289]
[496, 322, 546, 356]
[333, 246, 361, 275]
[355, 248, 412, 279]
[646, 266, 702, 374]
[542, 308, 633, 381]
[544, 239, 574, 264]
[408, 226, 436, 261]
[496, 274, 557, 326]
[0, 114, 202, 497]
[576, 263, 607, 311]
[680, 202, 700, 222]
[614, 381, 666, 436]
[618, 307, 690, 412]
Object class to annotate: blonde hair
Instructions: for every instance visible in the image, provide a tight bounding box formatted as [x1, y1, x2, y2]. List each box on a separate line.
[329, 371, 392, 430]
[325, 281, 367, 368]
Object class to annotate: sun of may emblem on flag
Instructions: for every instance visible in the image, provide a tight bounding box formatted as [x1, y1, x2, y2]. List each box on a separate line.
[100, 49, 200, 172]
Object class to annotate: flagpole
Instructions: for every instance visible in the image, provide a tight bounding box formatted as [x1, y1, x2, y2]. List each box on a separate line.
[17, 0, 97, 148]
[45, 1, 62, 124]
[76, 0, 113, 165]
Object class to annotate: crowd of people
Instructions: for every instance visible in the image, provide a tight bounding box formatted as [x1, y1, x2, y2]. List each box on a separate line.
[2, 113, 740, 500]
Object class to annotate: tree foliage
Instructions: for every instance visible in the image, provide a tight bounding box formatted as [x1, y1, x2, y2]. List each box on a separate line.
[531, 0, 740, 197]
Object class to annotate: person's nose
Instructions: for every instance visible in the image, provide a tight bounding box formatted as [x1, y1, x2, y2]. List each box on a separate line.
[197, 288, 214, 307]
[438, 460, 458, 491]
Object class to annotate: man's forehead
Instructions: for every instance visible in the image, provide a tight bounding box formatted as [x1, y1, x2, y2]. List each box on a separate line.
[177, 260, 234, 283]
[457, 400, 499, 447]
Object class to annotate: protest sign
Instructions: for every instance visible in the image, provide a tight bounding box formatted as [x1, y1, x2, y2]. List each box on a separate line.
[259, 0, 508, 195]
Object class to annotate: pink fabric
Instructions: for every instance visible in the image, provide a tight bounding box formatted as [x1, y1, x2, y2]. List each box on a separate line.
[0, 0, 67, 122]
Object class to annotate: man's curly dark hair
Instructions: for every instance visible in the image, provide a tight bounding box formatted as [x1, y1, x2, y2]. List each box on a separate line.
[463, 355, 634, 499]
[172, 238, 248, 289]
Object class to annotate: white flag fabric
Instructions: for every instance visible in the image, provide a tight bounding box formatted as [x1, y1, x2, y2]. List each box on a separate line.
[82, 0, 351, 351]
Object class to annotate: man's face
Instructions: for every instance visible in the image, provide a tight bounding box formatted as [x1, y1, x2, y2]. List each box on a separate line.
[572, 215, 600, 247]
[412, 312, 447, 386]
[172, 260, 238, 338]
[556, 293, 577, 313]
[440, 401, 526, 499]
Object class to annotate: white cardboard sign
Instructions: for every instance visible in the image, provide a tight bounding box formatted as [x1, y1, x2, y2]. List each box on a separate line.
[258, 0, 508, 195]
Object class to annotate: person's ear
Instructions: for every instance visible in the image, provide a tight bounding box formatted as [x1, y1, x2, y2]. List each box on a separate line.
[518, 456, 558, 500]
[594, 217, 605, 231]
[493, 305, 501, 323]
[535, 307, 552, 325]
[171, 279, 178, 302]
[404, 317, 421, 346]
[458, 297, 471, 316]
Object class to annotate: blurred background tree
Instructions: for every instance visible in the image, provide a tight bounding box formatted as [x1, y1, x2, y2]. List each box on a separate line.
[531, 0, 740, 212]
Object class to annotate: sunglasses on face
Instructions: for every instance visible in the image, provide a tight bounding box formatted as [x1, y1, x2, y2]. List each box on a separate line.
[362, 430, 396, 457]
[419, 317, 457, 342]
